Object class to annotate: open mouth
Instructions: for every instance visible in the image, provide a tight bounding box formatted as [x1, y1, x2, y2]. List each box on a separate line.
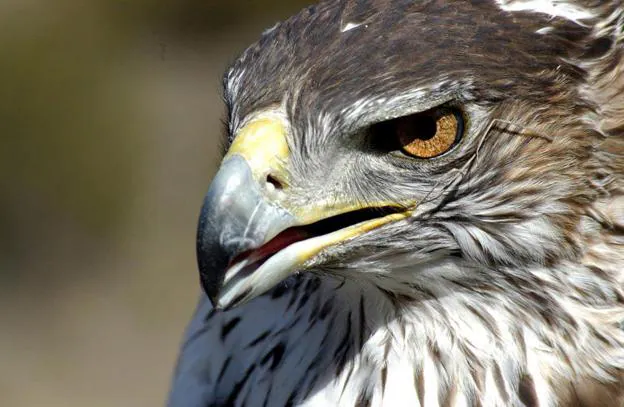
[226, 206, 405, 285]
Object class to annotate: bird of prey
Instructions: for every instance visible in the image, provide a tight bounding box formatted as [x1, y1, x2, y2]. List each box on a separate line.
[168, 0, 624, 405]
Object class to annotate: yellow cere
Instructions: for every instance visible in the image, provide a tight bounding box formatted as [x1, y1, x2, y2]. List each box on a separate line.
[226, 114, 290, 182]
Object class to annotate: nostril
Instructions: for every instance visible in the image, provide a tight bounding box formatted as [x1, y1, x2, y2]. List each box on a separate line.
[266, 174, 284, 191]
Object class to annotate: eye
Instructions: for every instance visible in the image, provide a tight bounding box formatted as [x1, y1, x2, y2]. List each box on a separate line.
[369, 107, 464, 159]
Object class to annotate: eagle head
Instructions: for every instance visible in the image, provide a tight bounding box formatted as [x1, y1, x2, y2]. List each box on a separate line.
[173, 1, 624, 405]
[198, 0, 622, 311]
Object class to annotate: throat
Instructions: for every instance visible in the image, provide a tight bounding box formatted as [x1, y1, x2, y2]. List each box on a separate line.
[310, 280, 560, 406]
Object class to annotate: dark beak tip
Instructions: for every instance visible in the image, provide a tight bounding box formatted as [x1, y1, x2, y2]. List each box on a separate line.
[196, 225, 229, 308]
[201, 278, 221, 308]
[207, 296, 220, 309]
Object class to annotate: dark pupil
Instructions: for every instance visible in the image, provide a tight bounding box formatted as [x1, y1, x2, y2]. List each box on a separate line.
[398, 115, 437, 142]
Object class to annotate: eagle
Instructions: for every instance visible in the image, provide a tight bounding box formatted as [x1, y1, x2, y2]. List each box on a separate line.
[168, 0, 624, 405]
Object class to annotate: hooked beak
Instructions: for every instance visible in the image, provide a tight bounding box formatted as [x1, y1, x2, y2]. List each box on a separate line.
[197, 112, 409, 309]
[197, 154, 297, 306]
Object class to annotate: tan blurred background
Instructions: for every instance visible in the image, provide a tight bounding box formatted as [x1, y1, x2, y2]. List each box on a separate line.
[0, 1, 311, 405]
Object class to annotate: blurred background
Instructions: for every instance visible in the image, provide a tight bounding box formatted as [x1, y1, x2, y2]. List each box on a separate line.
[0, 0, 311, 405]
